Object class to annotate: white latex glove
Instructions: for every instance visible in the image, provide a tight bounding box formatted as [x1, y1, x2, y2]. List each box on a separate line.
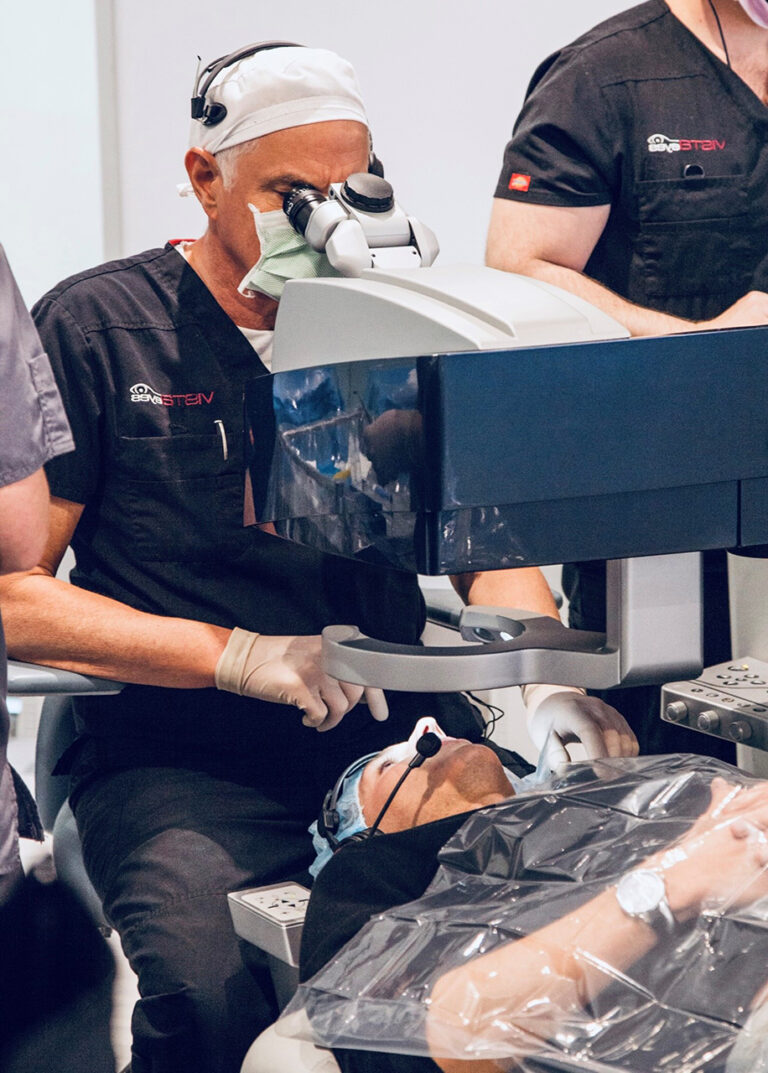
[522, 684, 638, 764]
[214, 628, 389, 732]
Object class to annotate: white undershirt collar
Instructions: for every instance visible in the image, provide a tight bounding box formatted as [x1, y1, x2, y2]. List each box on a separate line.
[174, 240, 274, 370]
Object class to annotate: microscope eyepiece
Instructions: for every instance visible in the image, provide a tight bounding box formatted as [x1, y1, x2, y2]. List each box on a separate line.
[283, 184, 327, 236]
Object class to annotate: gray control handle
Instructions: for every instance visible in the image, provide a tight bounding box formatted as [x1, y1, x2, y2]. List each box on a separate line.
[323, 554, 704, 692]
[323, 611, 615, 692]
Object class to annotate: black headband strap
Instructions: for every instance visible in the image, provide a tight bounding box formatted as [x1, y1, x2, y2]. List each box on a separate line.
[191, 41, 303, 123]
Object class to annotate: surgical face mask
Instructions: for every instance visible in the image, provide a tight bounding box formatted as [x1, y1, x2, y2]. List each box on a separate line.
[738, 0, 768, 27]
[238, 204, 337, 300]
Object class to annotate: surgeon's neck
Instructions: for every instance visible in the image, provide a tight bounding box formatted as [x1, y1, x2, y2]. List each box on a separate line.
[187, 231, 279, 331]
[667, 0, 768, 99]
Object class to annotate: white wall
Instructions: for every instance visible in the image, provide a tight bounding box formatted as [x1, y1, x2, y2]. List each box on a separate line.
[0, 0, 104, 304]
[1, 1, 630, 292]
[110, 0, 628, 263]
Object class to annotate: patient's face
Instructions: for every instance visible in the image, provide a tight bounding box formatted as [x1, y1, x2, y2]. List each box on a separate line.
[358, 718, 514, 834]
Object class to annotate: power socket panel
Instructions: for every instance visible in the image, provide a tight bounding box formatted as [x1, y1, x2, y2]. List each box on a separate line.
[227, 882, 310, 967]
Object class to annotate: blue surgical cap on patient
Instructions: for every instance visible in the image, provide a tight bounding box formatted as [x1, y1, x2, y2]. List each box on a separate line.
[309, 764, 367, 879]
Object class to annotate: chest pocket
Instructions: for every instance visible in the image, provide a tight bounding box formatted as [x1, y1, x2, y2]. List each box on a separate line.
[110, 433, 250, 564]
[630, 174, 764, 315]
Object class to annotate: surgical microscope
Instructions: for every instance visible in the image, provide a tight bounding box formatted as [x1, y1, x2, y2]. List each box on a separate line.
[247, 171, 768, 729]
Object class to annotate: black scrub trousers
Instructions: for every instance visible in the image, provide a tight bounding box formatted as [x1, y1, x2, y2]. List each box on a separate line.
[495, 0, 768, 757]
[33, 245, 486, 1073]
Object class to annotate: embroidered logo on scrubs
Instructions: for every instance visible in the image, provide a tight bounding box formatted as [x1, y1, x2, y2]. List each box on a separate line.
[129, 382, 215, 407]
[647, 133, 726, 153]
[508, 173, 532, 192]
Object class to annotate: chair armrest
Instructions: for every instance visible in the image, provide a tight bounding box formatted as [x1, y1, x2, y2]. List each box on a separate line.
[7, 660, 124, 696]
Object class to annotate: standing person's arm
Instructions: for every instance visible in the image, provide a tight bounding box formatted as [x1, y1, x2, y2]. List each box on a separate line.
[486, 40, 768, 338]
[0, 243, 76, 882]
[486, 198, 768, 337]
[0, 244, 74, 570]
[0, 470, 50, 574]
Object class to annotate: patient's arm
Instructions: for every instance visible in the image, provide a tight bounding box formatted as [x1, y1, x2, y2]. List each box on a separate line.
[427, 884, 656, 1073]
[426, 777, 768, 1072]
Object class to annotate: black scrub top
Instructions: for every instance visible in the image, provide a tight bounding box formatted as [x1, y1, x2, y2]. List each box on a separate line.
[494, 0, 768, 322]
[33, 244, 473, 798]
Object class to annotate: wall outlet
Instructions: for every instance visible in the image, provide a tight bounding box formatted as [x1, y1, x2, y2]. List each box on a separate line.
[227, 882, 310, 967]
[240, 883, 310, 924]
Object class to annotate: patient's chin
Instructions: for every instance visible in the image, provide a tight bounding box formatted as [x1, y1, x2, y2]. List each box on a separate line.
[438, 743, 512, 801]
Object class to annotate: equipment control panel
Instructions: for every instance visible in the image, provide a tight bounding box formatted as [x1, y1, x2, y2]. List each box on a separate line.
[662, 656, 768, 751]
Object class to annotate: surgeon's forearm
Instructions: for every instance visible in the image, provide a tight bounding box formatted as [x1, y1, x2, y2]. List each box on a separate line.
[450, 568, 559, 620]
[0, 571, 230, 688]
[427, 887, 656, 1071]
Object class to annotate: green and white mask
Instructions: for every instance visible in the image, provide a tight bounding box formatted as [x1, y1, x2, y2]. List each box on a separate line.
[238, 204, 337, 300]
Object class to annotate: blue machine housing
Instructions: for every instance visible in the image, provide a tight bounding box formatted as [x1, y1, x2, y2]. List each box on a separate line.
[245, 325, 768, 575]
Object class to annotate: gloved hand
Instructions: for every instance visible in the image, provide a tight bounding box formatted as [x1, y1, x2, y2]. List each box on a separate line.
[215, 628, 389, 732]
[522, 684, 638, 765]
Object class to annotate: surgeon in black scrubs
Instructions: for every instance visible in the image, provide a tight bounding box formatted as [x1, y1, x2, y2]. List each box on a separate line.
[486, 0, 768, 758]
[0, 40, 638, 1073]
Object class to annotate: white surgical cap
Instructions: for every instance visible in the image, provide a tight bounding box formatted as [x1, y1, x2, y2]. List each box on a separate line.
[189, 46, 369, 156]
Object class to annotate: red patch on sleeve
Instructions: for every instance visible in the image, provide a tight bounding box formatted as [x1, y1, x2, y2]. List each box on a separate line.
[508, 173, 532, 193]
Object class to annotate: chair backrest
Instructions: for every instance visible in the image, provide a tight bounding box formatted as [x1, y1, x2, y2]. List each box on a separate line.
[34, 694, 78, 833]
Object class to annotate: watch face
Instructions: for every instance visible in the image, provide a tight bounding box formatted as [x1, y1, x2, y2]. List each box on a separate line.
[617, 869, 666, 915]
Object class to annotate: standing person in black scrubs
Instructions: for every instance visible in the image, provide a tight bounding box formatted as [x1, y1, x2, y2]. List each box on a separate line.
[486, 0, 768, 758]
[0, 44, 633, 1073]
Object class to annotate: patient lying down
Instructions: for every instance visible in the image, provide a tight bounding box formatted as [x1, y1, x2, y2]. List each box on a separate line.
[285, 721, 768, 1073]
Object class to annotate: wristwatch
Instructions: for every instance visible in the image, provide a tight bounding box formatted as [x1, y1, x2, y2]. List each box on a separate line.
[615, 869, 676, 934]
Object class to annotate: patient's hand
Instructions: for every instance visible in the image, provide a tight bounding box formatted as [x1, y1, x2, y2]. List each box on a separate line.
[652, 777, 768, 918]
